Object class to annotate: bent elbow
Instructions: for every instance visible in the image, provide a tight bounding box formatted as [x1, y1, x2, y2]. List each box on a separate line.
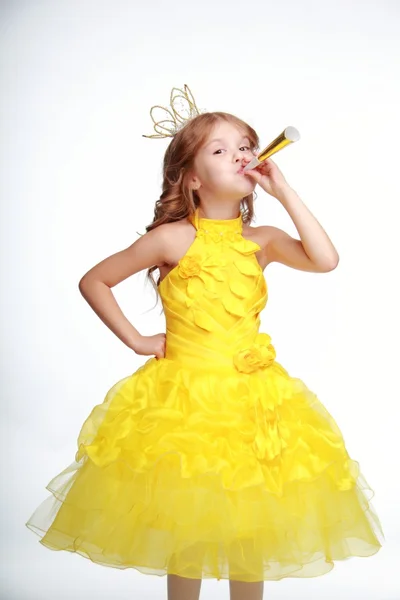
[78, 275, 92, 296]
[326, 254, 340, 271]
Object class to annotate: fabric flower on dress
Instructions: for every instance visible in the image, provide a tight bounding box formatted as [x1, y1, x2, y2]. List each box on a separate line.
[233, 333, 276, 374]
[178, 255, 202, 278]
[177, 252, 227, 308]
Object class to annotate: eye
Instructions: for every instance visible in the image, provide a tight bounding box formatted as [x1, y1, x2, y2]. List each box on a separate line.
[213, 145, 251, 155]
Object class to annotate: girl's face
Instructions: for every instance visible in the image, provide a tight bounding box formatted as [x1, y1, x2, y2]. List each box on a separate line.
[190, 121, 257, 202]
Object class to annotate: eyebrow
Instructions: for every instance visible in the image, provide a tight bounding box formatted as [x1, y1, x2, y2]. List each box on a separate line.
[205, 136, 250, 148]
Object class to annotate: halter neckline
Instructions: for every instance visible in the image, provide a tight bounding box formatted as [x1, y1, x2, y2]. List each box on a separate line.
[189, 207, 243, 234]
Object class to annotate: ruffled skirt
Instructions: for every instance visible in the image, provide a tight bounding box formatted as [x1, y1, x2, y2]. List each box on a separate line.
[25, 357, 384, 582]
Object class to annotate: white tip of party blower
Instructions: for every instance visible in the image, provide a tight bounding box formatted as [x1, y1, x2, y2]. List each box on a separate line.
[243, 157, 260, 172]
[285, 126, 301, 142]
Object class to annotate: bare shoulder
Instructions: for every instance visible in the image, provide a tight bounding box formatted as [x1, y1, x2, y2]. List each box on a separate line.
[242, 224, 271, 248]
[156, 217, 195, 266]
[242, 224, 273, 270]
[155, 217, 197, 283]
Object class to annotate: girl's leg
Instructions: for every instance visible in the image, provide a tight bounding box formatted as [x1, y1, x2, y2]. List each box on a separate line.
[167, 574, 202, 600]
[229, 580, 264, 600]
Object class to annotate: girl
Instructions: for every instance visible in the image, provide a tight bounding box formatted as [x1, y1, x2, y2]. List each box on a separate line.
[26, 86, 384, 600]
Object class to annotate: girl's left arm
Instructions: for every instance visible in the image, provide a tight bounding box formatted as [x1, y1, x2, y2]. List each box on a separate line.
[245, 158, 340, 273]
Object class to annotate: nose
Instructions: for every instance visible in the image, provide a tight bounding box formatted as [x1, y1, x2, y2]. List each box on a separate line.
[235, 154, 249, 168]
[234, 151, 246, 164]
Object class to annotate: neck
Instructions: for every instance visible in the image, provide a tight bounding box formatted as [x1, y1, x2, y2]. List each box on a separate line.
[196, 205, 241, 221]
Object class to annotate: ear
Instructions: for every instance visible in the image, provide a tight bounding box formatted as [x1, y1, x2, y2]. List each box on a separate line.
[189, 175, 201, 191]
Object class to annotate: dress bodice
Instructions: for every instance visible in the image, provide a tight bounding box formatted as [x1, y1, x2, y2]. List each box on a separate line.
[159, 207, 272, 373]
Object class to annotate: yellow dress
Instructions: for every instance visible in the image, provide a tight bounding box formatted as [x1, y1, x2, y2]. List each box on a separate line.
[25, 208, 384, 582]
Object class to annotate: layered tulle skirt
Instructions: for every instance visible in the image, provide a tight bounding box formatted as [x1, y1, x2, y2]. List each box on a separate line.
[25, 357, 384, 581]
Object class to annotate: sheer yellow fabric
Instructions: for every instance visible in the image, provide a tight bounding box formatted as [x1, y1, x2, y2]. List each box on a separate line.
[25, 208, 384, 582]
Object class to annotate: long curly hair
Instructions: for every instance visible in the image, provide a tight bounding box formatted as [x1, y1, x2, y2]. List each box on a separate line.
[144, 111, 260, 301]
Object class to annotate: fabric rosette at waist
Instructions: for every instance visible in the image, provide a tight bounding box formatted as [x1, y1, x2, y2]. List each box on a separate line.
[165, 330, 276, 374]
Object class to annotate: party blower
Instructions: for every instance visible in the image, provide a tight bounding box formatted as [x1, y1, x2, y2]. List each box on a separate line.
[243, 126, 301, 172]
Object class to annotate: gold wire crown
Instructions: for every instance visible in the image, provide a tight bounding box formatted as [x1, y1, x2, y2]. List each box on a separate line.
[142, 84, 204, 139]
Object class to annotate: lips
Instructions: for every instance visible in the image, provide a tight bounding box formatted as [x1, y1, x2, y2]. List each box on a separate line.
[237, 163, 249, 175]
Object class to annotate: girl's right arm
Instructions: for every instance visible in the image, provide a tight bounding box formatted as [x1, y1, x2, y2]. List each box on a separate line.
[78, 225, 171, 358]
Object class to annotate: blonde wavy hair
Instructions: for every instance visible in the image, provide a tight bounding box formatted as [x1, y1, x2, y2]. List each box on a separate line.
[144, 111, 260, 301]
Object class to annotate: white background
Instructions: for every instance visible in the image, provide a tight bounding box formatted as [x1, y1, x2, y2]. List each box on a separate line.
[1, 0, 399, 598]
